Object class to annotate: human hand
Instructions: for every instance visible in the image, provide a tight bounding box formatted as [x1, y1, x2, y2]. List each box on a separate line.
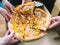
[48, 16, 60, 29]
[0, 30, 18, 45]
[22, 0, 32, 4]
[2, 0, 16, 14]
[0, 7, 12, 21]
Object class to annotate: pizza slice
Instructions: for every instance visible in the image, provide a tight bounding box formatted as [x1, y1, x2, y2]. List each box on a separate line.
[16, 2, 35, 17]
[34, 8, 50, 31]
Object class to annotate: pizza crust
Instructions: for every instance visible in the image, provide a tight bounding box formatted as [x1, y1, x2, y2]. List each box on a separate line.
[15, 2, 35, 12]
[23, 32, 47, 41]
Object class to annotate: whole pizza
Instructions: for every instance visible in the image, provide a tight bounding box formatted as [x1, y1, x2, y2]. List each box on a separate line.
[8, 2, 51, 41]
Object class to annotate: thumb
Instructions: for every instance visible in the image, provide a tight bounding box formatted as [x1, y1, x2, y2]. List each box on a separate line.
[51, 16, 58, 21]
[1, 31, 15, 44]
[49, 21, 59, 29]
[8, 31, 15, 39]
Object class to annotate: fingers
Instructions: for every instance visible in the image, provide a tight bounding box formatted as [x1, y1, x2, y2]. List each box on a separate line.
[2, 1, 15, 14]
[5, 30, 10, 36]
[8, 31, 19, 44]
[2, 0, 15, 14]
[10, 5, 16, 13]
[48, 16, 60, 29]
[5, 30, 15, 39]
[9, 31, 15, 38]
[4, 15, 10, 21]
[11, 38, 19, 44]
[0, 7, 11, 21]
[4, 14, 11, 21]
[6, 31, 18, 44]
[50, 16, 59, 21]
[2, 30, 18, 45]
[49, 21, 59, 29]
[5, 4, 15, 14]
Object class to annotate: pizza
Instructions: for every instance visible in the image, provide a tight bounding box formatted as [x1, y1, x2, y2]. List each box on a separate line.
[8, 2, 50, 41]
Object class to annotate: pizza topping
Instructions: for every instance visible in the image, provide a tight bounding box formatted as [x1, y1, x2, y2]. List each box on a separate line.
[34, 11, 41, 18]
[24, 8, 31, 14]
[20, 14, 25, 18]
[24, 31, 29, 37]
[33, 31, 40, 36]
[33, 20, 38, 25]
[13, 24, 19, 32]
[27, 16, 31, 20]
[20, 6, 34, 16]
[41, 14, 46, 17]
[22, 23, 27, 29]
[22, 6, 30, 11]
[29, 20, 33, 26]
